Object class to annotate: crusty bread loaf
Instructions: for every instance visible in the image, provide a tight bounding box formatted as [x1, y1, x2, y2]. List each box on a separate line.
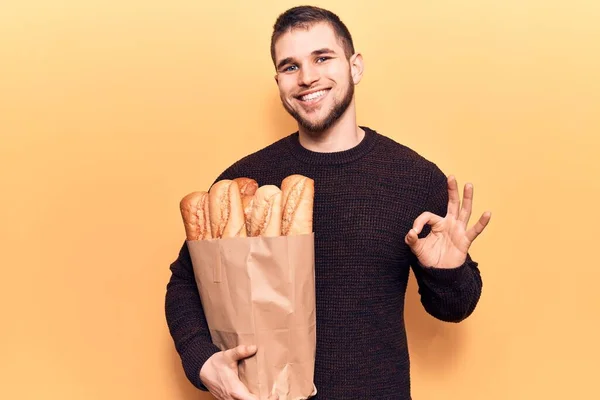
[281, 174, 314, 235]
[179, 191, 212, 240]
[208, 179, 247, 238]
[248, 185, 282, 237]
[233, 177, 258, 235]
[233, 177, 258, 198]
[181, 175, 312, 239]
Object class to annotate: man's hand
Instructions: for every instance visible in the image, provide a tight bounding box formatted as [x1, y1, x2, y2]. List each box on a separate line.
[200, 345, 280, 400]
[200, 344, 275, 400]
[405, 175, 491, 269]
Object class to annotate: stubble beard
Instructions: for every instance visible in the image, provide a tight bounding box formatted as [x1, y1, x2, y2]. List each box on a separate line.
[281, 76, 355, 137]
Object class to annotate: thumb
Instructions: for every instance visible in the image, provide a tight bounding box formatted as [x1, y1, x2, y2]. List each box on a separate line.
[227, 344, 257, 361]
[405, 228, 419, 247]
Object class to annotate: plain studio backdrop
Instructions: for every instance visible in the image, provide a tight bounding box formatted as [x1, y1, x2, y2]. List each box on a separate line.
[1, 0, 599, 399]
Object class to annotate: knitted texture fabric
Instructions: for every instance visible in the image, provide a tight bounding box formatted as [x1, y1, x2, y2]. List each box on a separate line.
[165, 127, 483, 399]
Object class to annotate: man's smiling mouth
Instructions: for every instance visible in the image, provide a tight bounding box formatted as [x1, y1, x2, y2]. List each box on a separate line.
[297, 89, 330, 103]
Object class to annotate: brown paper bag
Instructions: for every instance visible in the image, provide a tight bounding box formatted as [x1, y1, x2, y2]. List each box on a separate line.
[187, 233, 317, 400]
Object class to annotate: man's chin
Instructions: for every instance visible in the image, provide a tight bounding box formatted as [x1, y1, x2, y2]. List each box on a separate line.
[286, 111, 326, 134]
[282, 102, 338, 135]
[294, 115, 326, 133]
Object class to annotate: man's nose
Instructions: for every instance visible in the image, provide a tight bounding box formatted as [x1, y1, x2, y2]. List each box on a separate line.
[297, 65, 319, 86]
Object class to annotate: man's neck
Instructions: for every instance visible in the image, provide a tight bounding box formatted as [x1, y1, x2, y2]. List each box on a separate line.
[297, 107, 364, 153]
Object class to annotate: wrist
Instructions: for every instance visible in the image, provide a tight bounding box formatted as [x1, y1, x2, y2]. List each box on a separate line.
[419, 260, 470, 285]
[199, 354, 214, 388]
[426, 253, 467, 269]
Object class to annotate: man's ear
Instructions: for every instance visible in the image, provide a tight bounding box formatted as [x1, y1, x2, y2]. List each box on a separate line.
[349, 52, 364, 85]
[274, 74, 279, 84]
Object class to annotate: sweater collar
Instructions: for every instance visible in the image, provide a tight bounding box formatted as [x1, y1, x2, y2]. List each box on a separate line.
[284, 126, 379, 165]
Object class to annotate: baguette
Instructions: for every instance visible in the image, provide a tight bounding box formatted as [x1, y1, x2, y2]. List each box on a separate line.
[233, 177, 258, 235]
[248, 185, 282, 237]
[281, 174, 314, 235]
[233, 177, 259, 198]
[208, 179, 247, 238]
[179, 191, 212, 240]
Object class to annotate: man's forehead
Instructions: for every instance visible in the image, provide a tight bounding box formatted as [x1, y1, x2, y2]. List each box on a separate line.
[274, 22, 343, 61]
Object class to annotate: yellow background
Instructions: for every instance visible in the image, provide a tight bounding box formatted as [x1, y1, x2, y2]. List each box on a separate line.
[1, 0, 599, 399]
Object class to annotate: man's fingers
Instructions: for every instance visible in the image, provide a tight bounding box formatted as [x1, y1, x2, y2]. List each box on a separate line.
[405, 211, 442, 253]
[466, 211, 492, 242]
[411, 211, 443, 235]
[226, 344, 257, 362]
[446, 175, 461, 217]
[404, 228, 419, 246]
[458, 183, 473, 225]
[229, 376, 259, 400]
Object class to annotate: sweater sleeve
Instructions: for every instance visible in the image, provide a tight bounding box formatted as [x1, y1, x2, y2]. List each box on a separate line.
[409, 164, 483, 323]
[164, 164, 244, 390]
[165, 241, 220, 390]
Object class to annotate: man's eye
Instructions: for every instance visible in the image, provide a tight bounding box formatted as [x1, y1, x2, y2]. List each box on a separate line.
[317, 57, 330, 62]
[284, 65, 298, 72]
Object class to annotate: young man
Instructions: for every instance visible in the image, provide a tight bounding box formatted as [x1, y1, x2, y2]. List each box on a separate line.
[165, 5, 491, 400]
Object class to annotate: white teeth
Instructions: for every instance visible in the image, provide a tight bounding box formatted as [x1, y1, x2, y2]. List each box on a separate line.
[300, 90, 327, 101]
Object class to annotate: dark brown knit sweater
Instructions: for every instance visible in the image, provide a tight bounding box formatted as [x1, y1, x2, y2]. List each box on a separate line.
[165, 127, 482, 399]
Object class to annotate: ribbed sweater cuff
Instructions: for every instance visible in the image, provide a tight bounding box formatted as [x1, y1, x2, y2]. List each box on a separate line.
[418, 261, 473, 288]
[181, 340, 221, 391]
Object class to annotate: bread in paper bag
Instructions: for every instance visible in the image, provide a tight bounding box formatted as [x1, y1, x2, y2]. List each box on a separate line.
[180, 175, 317, 400]
[281, 174, 314, 236]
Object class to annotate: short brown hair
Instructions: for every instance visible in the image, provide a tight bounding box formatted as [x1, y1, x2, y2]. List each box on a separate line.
[270, 6, 355, 65]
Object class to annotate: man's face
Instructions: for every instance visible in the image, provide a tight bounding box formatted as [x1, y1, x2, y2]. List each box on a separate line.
[273, 22, 359, 135]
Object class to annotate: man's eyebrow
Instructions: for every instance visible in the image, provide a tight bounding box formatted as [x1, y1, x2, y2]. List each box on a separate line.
[276, 48, 337, 70]
[276, 57, 294, 70]
[312, 48, 335, 56]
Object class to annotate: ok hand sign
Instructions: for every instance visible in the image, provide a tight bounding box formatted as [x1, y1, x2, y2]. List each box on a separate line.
[405, 175, 491, 269]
